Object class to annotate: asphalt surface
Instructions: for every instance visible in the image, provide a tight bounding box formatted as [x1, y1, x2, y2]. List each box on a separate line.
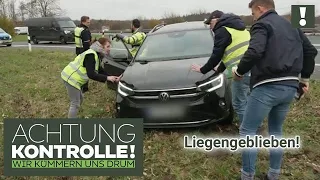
[2, 40, 320, 79]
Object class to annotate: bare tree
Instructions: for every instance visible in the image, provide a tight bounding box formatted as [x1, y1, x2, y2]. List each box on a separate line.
[25, 0, 39, 18]
[190, 8, 207, 15]
[162, 12, 184, 24]
[18, 1, 27, 21]
[37, 0, 62, 17]
[8, 0, 16, 21]
[0, 0, 7, 17]
[22, 0, 62, 18]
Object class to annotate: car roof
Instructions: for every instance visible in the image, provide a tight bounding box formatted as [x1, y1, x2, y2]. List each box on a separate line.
[150, 21, 210, 35]
[25, 17, 72, 26]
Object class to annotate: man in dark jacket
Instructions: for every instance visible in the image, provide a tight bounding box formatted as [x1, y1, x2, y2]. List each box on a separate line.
[232, 0, 318, 179]
[74, 16, 92, 92]
[191, 10, 251, 126]
[74, 16, 92, 55]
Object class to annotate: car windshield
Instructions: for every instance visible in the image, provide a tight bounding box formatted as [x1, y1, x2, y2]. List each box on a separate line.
[0, 28, 5, 33]
[135, 29, 214, 61]
[57, 21, 76, 28]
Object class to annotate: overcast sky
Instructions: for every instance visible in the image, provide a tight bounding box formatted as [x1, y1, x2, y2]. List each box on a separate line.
[59, 0, 320, 20]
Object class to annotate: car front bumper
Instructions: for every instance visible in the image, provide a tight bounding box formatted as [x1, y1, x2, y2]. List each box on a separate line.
[0, 39, 12, 45]
[115, 88, 232, 128]
[63, 34, 75, 42]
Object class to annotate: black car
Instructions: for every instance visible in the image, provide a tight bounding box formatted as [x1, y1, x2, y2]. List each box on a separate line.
[104, 21, 234, 128]
[25, 17, 76, 44]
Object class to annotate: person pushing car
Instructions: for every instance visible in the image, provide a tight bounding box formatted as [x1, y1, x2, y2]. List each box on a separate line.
[191, 10, 251, 126]
[61, 37, 120, 118]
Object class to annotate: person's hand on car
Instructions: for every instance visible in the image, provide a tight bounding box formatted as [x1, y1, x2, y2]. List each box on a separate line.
[107, 76, 118, 83]
[115, 74, 123, 83]
[115, 34, 125, 40]
[115, 76, 121, 83]
[191, 64, 202, 73]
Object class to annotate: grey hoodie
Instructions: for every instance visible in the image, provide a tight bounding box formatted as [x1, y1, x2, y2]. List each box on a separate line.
[90, 41, 108, 57]
[89, 41, 108, 67]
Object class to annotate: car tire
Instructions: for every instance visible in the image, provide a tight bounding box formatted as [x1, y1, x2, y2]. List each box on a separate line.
[6, 44, 12, 47]
[60, 37, 67, 44]
[219, 105, 234, 125]
[32, 37, 39, 44]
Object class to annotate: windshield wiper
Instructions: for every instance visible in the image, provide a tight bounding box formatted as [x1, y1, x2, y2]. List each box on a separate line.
[135, 60, 150, 64]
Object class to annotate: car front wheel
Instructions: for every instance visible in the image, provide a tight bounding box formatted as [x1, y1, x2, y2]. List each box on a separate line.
[60, 37, 67, 44]
[32, 37, 39, 44]
[219, 106, 234, 125]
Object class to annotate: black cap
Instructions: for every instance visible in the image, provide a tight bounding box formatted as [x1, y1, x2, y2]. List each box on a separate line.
[204, 10, 224, 25]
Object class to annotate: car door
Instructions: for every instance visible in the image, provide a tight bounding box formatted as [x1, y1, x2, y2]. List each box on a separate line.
[50, 21, 60, 41]
[103, 34, 133, 90]
[39, 21, 51, 41]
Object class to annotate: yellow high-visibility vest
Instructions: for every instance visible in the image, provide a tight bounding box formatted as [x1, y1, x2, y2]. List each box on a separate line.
[74, 27, 85, 48]
[222, 26, 250, 78]
[123, 30, 146, 57]
[61, 49, 100, 90]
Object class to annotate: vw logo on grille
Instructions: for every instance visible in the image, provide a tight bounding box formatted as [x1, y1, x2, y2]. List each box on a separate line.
[159, 92, 170, 101]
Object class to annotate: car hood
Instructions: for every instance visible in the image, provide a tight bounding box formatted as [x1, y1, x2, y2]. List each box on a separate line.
[0, 32, 9, 37]
[122, 57, 217, 90]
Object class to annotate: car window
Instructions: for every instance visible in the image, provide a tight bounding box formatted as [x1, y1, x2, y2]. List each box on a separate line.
[108, 33, 132, 59]
[135, 29, 213, 61]
[57, 21, 76, 28]
[0, 28, 5, 33]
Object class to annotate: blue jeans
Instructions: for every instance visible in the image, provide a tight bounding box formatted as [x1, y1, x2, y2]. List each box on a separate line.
[239, 83, 297, 179]
[231, 73, 250, 124]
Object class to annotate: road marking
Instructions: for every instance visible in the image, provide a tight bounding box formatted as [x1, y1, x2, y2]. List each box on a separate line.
[316, 64, 320, 67]
[313, 44, 320, 46]
[12, 44, 125, 50]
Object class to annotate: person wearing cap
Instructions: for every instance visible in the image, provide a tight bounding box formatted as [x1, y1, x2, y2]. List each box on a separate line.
[191, 10, 251, 126]
[232, 0, 317, 179]
[115, 19, 146, 57]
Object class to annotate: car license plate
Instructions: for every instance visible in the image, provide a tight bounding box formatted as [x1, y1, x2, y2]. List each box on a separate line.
[0, 40, 10, 44]
[146, 105, 185, 119]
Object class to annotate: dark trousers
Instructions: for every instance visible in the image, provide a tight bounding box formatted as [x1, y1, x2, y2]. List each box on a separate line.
[76, 47, 84, 56]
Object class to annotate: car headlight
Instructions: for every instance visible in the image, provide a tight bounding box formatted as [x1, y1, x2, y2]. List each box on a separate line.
[8, 35, 12, 39]
[196, 74, 224, 92]
[64, 30, 70, 34]
[117, 81, 134, 97]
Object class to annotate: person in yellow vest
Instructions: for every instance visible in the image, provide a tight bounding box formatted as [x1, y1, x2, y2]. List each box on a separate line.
[191, 10, 252, 125]
[114, 19, 146, 57]
[74, 16, 92, 55]
[61, 37, 120, 118]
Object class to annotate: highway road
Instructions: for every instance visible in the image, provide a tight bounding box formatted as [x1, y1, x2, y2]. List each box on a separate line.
[3, 41, 320, 79]
[7, 41, 126, 52]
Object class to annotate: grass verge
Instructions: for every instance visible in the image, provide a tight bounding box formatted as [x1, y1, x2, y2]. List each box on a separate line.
[0, 48, 320, 180]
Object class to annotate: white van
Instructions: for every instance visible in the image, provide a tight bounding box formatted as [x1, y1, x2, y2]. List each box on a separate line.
[14, 27, 28, 35]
